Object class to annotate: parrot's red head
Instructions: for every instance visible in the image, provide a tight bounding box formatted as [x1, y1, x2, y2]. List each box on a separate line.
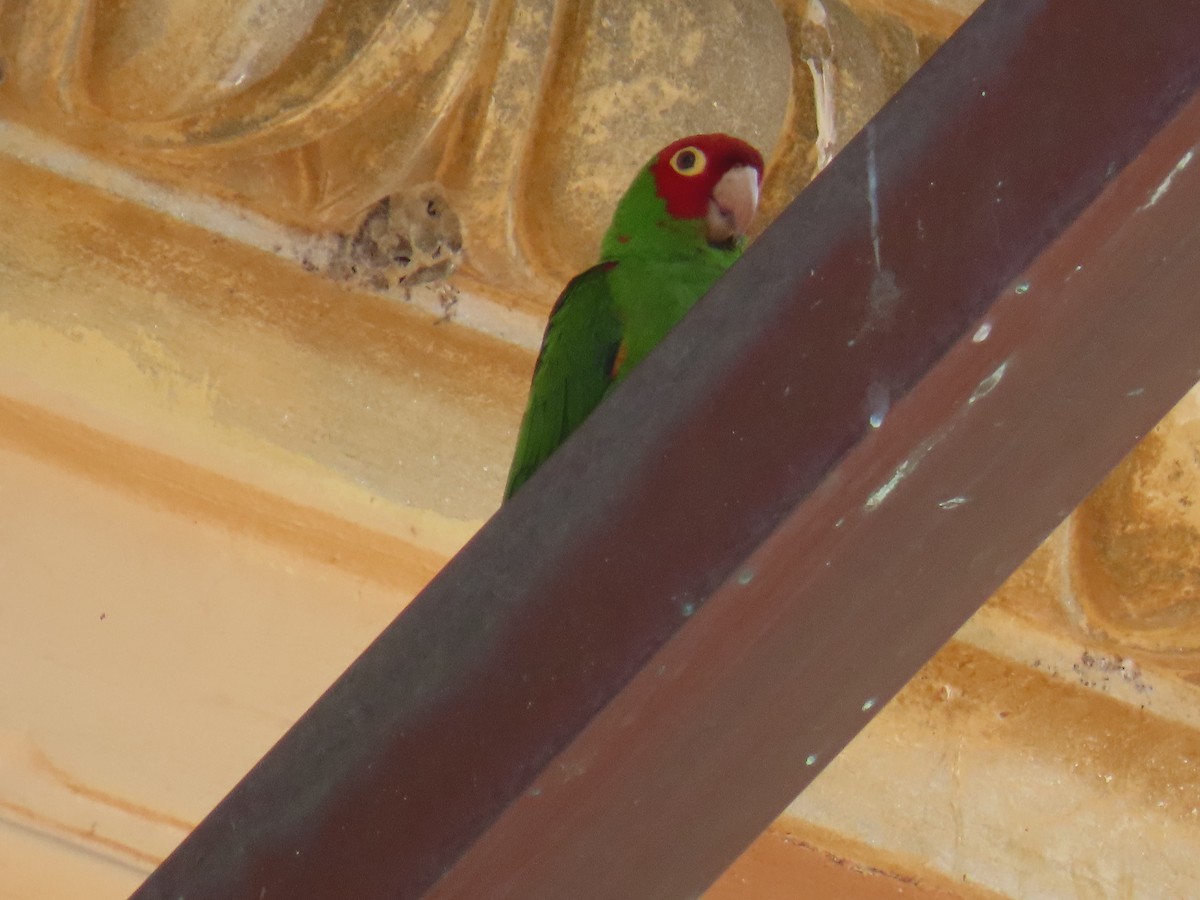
[650, 133, 764, 245]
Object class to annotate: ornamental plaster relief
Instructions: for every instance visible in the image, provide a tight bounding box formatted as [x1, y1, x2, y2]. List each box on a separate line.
[1, 0, 955, 303]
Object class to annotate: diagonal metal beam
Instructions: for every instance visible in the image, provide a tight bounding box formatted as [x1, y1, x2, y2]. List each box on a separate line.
[134, 1, 1200, 897]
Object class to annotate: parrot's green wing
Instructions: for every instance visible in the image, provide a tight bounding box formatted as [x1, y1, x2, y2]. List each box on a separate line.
[504, 263, 623, 500]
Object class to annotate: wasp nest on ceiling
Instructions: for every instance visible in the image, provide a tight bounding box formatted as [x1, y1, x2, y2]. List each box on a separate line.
[325, 184, 464, 294]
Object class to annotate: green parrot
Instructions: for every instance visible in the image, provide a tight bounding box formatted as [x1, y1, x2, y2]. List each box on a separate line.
[504, 132, 765, 500]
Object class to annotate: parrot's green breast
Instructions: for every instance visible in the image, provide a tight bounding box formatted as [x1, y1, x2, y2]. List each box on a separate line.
[607, 253, 735, 380]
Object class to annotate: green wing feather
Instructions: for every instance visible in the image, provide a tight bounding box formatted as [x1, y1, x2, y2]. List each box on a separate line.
[503, 263, 622, 500]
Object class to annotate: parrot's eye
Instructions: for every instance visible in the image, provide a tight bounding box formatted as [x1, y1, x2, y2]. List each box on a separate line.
[669, 146, 706, 176]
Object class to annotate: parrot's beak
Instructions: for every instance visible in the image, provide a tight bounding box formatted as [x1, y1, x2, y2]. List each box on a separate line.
[706, 165, 760, 245]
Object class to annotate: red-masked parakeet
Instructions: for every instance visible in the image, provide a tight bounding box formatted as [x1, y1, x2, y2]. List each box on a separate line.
[504, 133, 765, 500]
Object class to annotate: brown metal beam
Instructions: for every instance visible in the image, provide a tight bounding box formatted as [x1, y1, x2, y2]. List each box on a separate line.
[134, 2, 1200, 898]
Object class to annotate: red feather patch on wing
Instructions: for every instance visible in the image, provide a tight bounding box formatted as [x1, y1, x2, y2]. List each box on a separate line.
[649, 133, 764, 220]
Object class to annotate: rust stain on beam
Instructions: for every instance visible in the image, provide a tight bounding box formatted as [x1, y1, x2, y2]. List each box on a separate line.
[134, 1, 1200, 897]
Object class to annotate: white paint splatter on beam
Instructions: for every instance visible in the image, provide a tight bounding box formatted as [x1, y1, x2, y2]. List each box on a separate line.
[1139, 148, 1195, 211]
